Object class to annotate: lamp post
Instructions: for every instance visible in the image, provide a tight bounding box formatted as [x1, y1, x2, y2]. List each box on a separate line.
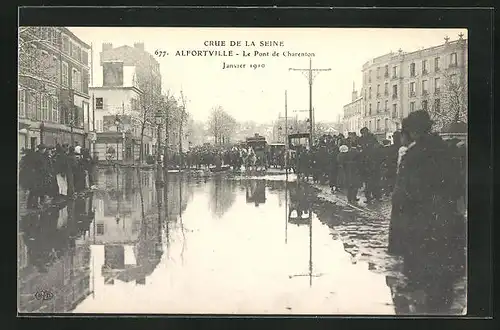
[155, 109, 164, 187]
[114, 116, 120, 163]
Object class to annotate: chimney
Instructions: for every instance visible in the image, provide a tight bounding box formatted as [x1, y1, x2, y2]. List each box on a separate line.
[102, 43, 113, 51]
[134, 42, 145, 51]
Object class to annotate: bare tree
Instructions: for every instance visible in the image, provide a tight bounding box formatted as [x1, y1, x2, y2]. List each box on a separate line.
[19, 27, 60, 121]
[425, 70, 468, 132]
[208, 106, 225, 145]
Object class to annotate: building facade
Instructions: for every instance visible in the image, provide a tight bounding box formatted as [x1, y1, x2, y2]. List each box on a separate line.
[90, 86, 154, 162]
[18, 27, 92, 155]
[361, 34, 468, 140]
[342, 84, 364, 136]
[93, 42, 162, 163]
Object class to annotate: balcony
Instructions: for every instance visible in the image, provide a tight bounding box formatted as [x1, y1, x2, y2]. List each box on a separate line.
[410, 72, 416, 77]
[435, 67, 441, 73]
[422, 69, 428, 75]
[392, 94, 398, 100]
[448, 62, 458, 69]
[422, 90, 429, 96]
[409, 91, 416, 98]
[434, 88, 441, 94]
[392, 75, 398, 80]
[392, 112, 398, 118]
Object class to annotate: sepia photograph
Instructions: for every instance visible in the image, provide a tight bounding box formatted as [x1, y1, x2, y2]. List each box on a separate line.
[18, 25, 468, 315]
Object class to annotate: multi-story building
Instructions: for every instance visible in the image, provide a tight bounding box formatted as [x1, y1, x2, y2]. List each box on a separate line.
[361, 34, 468, 140]
[18, 27, 92, 155]
[91, 42, 162, 163]
[342, 83, 364, 136]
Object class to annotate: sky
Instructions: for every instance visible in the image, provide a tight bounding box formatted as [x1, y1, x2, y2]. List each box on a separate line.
[69, 27, 467, 124]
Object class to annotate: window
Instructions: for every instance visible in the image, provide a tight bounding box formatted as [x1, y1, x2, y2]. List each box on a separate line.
[434, 98, 441, 113]
[384, 118, 389, 131]
[82, 49, 88, 65]
[392, 66, 398, 78]
[384, 65, 389, 77]
[27, 91, 36, 119]
[384, 100, 388, 111]
[384, 83, 388, 95]
[410, 101, 416, 112]
[51, 56, 59, 82]
[434, 57, 440, 72]
[450, 52, 458, 66]
[376, 119, 380, 131]
[18, 90, 26, 117]
[369, 103, 372, 115]
[62, 35, 69, 53]
[62, 61, 68, 86]
[96, 224, 104, 235]
[368, 70, 372, 83]
[409, 82, 416, 96]
[376, 67, 380, 78]
[96, 97, 103, 109]
[392, 104, 397, 117]
[51, 96, 59, 123]
[422, 60, 428, 74]
[50, 28, 58, 46]
[369, 87, 372, 99]
[410, 63, 416, 76]
[376, 84, 380, 95]
[392, 85, 398, 98]
[422, 80, 428, 94]
[422, 100, 428, 111]
[435, 77, 441, 93]
[72, 68, 81, 92]
[41, 95, 49, 121]
[377, 101, 380, 112]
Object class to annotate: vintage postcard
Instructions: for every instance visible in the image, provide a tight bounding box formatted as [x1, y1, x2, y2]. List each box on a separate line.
[18, 26, 468, 315]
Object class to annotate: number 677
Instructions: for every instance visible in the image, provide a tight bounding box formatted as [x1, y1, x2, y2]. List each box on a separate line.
[155, 50, 167, 57]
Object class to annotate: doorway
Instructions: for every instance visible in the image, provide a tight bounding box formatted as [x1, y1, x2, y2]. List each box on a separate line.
[30, 137, 37, 151]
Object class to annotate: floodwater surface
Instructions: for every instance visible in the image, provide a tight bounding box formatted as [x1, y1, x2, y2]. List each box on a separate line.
[18, 168, 466, 315]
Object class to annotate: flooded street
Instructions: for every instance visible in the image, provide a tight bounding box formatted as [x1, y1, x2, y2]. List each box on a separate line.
[18, 168, 466, 315]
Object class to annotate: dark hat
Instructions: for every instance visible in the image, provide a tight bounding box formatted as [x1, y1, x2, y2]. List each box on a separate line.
[402, 110, 433, 134]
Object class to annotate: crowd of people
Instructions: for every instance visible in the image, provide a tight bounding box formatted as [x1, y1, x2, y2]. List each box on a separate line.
[19, 143, 98, 209]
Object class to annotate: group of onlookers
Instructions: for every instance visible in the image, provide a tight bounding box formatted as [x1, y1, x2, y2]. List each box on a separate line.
[19, 143, 98, 209]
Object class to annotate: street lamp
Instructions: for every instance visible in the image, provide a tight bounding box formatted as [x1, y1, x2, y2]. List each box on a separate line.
[114, 115, 120, 163]
[155, 109, 164, 187]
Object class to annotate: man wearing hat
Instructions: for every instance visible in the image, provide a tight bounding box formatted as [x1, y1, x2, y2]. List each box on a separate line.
[389, 110, 465, 305]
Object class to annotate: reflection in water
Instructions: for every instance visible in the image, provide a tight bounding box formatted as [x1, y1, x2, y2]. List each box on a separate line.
[19, 169, 465, 314]
[245, 179, 266, 207]
[18, 195, 94, 313]
[209, 175, 237, 217]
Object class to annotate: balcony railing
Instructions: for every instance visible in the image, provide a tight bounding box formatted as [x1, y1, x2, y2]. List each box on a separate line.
[434, 88, 441, 94]
[422, 69, 428, 75]
[392, 94, 398, 99]
[409, 91, 416, 97]
[392, 75, 398, 80]
[410, 72, 416, 77]
[435, 67, 441, 73]
[392, 112, 398, 118]
[448, 62, 458, 68]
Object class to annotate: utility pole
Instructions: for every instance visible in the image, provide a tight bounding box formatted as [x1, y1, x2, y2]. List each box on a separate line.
[284, 90, 288, 175]
[289, 57, 331, 147]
